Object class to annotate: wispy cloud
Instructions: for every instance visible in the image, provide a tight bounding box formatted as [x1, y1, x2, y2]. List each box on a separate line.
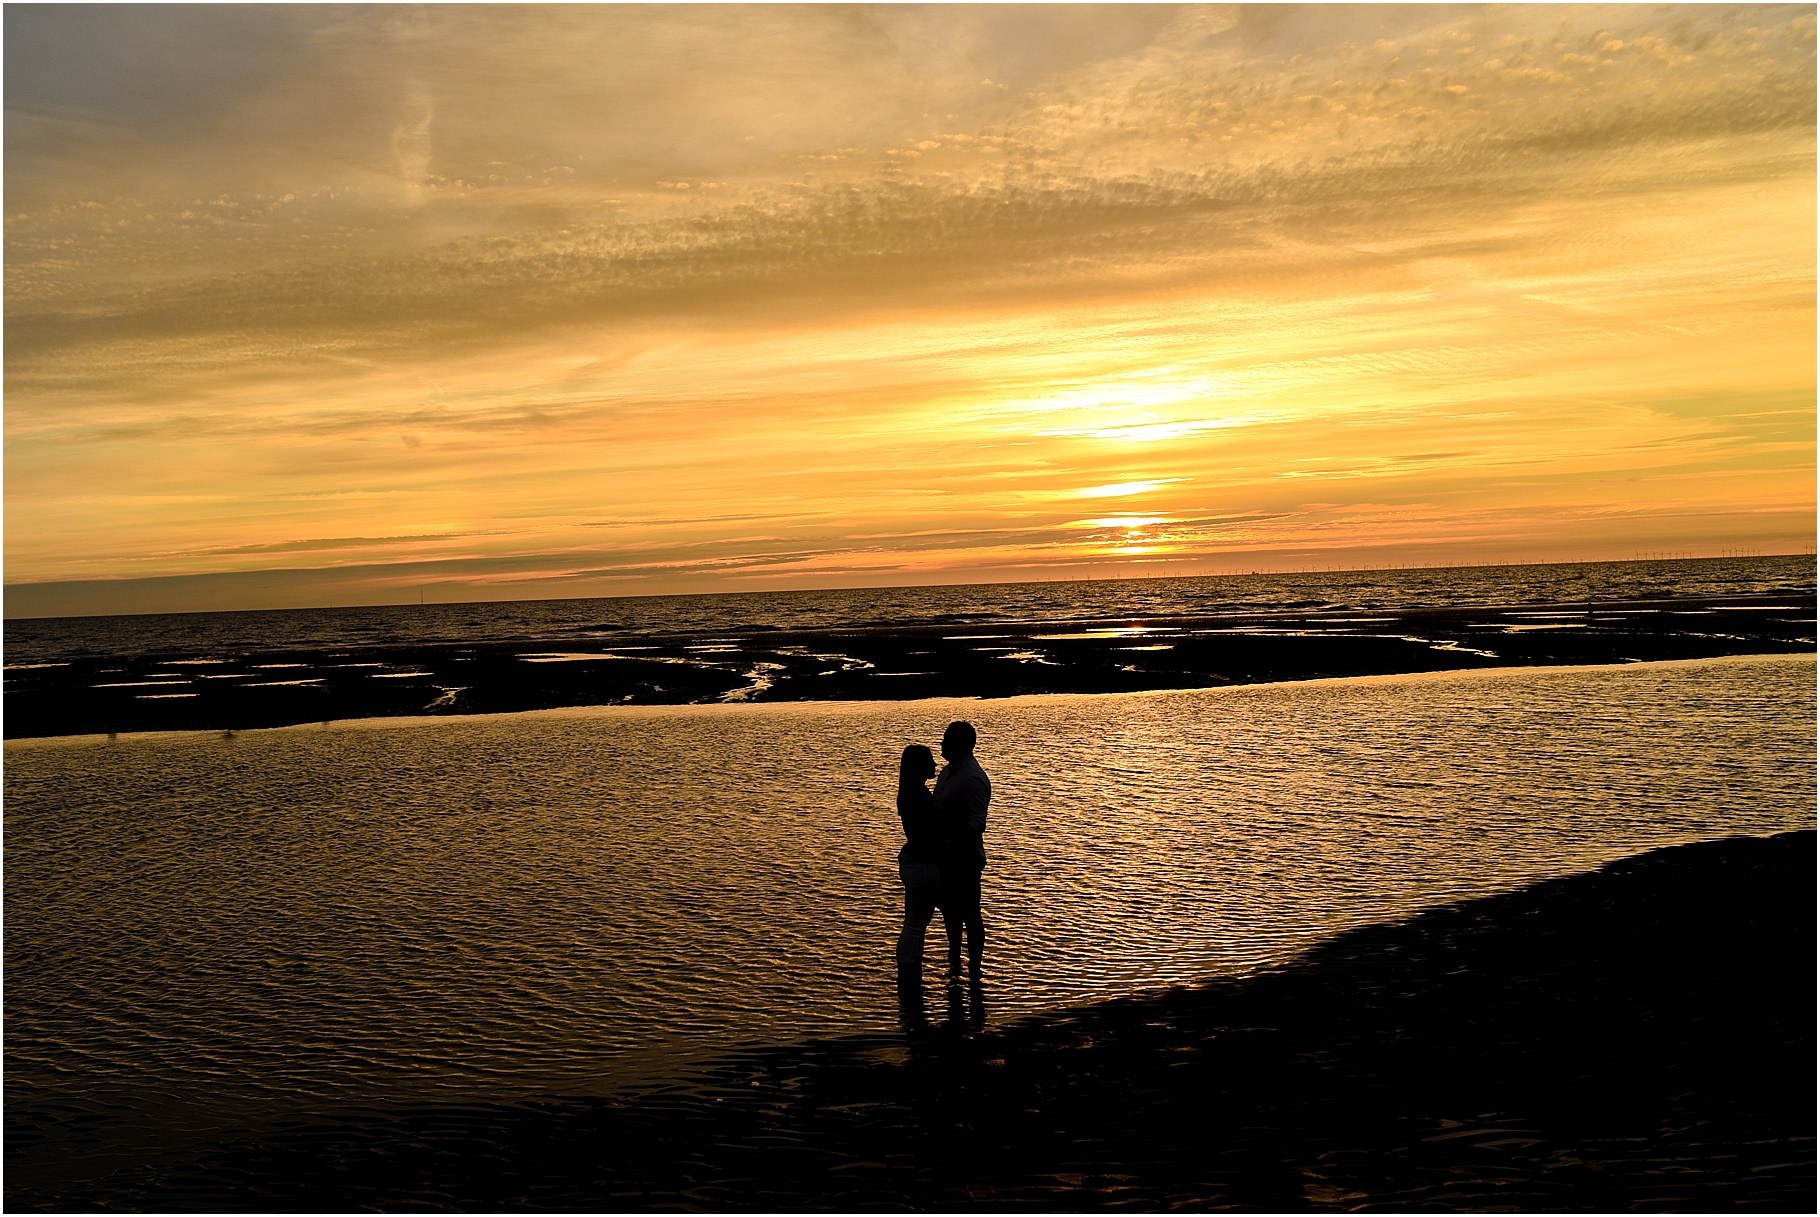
[160, 532, 500, 559]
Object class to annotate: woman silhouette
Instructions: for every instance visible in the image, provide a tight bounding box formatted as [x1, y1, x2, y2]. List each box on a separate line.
[894, 744, 946, 977]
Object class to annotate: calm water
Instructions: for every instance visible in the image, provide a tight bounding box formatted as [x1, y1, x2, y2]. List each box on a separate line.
[6, 555, 1812, 666]
[5, 653, 1814, 1185]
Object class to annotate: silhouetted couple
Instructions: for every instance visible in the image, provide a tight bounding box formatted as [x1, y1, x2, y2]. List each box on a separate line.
[896, 720, 990, 981]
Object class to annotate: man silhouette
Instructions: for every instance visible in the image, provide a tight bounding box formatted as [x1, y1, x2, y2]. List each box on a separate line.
[934, 719, 990, 972]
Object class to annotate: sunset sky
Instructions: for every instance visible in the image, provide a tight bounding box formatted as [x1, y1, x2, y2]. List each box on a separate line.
[6, 3, 1814, 618]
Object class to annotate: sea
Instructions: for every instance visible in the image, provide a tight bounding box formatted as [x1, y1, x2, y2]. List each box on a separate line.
[5, 554, 1813, 666]
[4, 557, 1816, 1194]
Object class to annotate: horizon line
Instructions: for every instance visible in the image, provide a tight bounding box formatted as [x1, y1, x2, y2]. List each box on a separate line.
[5, 550, 1812, 625]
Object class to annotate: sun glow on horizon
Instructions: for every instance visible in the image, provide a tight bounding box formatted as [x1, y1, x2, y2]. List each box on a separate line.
[1075, 482, 1186, 501]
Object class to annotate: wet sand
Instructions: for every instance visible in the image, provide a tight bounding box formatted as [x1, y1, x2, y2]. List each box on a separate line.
[9, 829, 1811, 1212]
[6, 592, 1813, 738]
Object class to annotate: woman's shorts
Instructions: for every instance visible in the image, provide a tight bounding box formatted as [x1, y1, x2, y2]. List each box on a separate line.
[898, 860, 942, 889]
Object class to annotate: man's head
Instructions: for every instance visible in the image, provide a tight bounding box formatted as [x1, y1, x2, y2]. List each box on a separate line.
[941, 720, 977, 761]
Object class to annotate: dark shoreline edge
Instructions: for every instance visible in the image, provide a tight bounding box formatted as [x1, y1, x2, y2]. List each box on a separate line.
[9, 830, 1813, 1212]
[5, 592, 1814, 739]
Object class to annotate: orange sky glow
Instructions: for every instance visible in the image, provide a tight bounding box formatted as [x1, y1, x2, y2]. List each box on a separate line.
[5, 4, 1814, 617]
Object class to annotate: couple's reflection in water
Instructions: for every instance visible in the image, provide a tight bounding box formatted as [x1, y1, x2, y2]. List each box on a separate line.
[894, 720, 992, 1036]
[898, 964, 987, 1035]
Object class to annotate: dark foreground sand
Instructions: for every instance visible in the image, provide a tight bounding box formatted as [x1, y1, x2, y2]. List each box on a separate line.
[8, 830, 1812, 1213]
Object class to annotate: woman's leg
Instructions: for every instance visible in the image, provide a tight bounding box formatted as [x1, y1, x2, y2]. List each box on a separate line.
[896, 864, 941, 973]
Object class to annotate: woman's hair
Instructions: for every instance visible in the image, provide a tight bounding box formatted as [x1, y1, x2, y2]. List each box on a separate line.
[899, 743, 935, 785]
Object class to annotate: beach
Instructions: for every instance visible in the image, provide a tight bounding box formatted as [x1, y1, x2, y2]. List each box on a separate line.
[7, 565, 1814, 1212]
[9, 829, 1811, 1212]
[6, 590, 1812, 739]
